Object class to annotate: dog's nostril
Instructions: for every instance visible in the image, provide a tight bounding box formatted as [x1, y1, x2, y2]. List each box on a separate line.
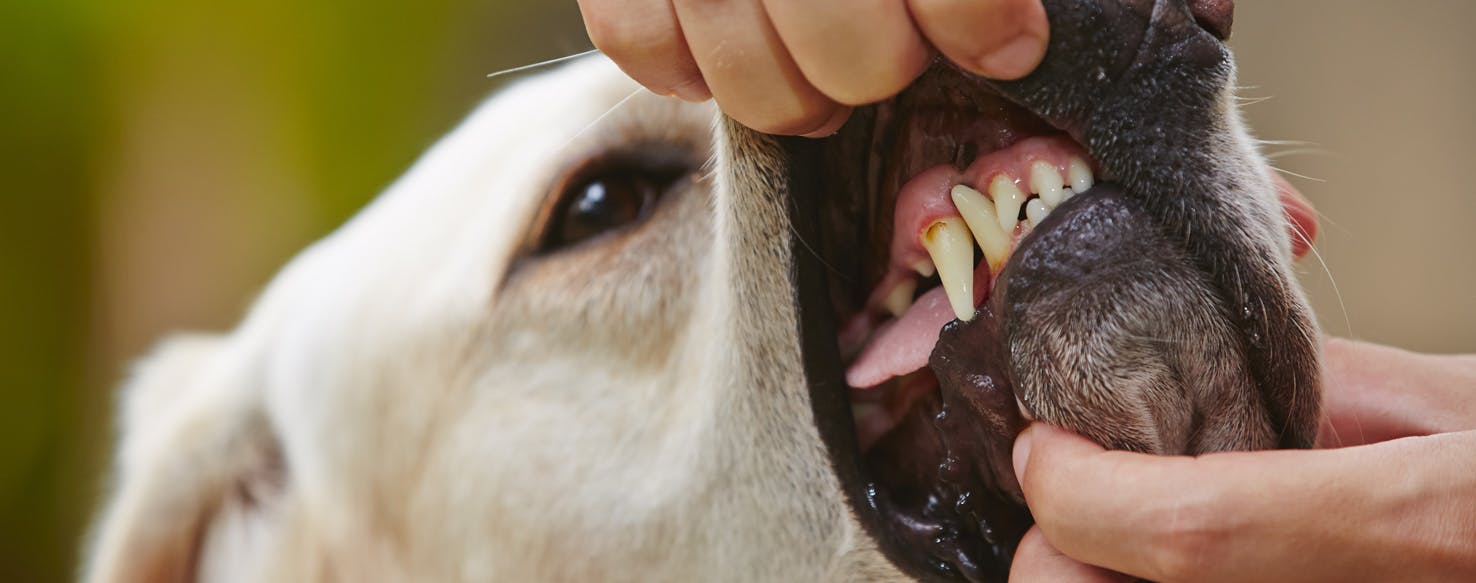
[1189, 0, 1234, 41]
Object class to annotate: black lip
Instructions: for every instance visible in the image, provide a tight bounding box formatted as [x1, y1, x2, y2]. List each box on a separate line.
[779, 127, 997, 578]
[782, 133, 966, 582]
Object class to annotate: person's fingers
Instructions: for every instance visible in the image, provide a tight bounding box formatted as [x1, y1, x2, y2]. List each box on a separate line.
[1009, 527, 1134, 583]
[1272, 173, 1318, 260]
[578, 0, 709, 102]
[672, 0, 848, 136]
[1319, 337, 1476, 447]
[761, 0, 931, 106]
[907, 0, 1048, 80]
[1014, 423, 1476, 582]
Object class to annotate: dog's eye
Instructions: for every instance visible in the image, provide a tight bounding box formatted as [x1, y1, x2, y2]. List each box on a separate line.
[540, 153, 690, 253]
[554, 174, 652, 246]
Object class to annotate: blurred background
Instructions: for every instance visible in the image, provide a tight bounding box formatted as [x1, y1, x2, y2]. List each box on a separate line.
[1, 1, 1471, 580]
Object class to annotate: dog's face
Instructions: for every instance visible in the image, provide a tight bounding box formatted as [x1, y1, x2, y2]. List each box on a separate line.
[87, 1, 1320, 581]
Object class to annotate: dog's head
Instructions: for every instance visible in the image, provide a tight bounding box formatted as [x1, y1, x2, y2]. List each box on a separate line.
[86, 1, 1320, 581]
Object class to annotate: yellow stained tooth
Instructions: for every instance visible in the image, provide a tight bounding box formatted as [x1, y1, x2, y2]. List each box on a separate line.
[950, 184, 1010, 272]
[1025, 198, 1049, 228]
[921, 217, 975, 322]
[1069, 157, 1094, 193]
[988, 174, 1025, 234]
[882, 279, 916, 318]
[1030, 161, 1066, 207]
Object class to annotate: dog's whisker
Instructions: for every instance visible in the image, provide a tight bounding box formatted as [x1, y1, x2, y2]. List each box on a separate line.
[1263, 147, 1331, 161]
[787, 221, 850, 282]
[486, 48, 602, 80]
[1291, 222, 1354, 338]
[1256, 138, 1317, 147]
[1234, 95, 1274, 107]
[1269, 165, 1326, 183]
[556, 87, 645, 153]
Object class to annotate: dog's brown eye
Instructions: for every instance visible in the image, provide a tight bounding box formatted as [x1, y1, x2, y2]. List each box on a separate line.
[553, 174, 653, 247]
[540, 150, 691, 253]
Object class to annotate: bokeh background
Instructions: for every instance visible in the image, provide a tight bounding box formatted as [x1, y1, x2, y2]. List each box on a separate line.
[2, 1, 1472, 580]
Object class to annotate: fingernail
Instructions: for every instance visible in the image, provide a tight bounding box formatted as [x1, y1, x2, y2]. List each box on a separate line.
[671, 79, 711, 102]
[977, 33, 1047, 80]
[1013, 424, 1035, 481]
[801, 107, 852, 138]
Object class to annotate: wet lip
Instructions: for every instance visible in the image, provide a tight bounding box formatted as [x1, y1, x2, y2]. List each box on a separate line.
[784, 63, 1110, 582]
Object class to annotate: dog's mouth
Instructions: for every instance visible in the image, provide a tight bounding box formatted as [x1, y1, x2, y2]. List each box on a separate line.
[779, 3, 1320, 580]
[786, 64, 1119, 581]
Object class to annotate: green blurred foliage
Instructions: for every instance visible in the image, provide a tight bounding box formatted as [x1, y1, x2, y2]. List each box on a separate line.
[0, 1, 584, 580]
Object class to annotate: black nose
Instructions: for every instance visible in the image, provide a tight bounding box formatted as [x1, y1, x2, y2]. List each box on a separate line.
[1189, 0, 1234, 40]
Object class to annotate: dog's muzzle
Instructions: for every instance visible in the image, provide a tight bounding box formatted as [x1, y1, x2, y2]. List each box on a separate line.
[776, 1, 1322, 580]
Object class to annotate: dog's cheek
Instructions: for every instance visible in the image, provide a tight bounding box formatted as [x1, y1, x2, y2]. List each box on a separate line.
[495, 180, 712, 368]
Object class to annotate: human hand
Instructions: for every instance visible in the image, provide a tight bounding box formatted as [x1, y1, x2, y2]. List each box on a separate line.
[576, 0, 1049, 136]
[1007, 338, 1476, 582]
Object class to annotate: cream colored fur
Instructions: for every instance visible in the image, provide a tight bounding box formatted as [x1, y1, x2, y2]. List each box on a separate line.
[85, 57, 907, 582]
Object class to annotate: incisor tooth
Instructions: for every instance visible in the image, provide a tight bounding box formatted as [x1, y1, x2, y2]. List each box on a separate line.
[1025, 198, 1049, 227]
[882, 279, 916, 318]
[1030, 161, 1066, 207]
[921, 217, 975, 321]
[988, 174, 1025, 234]
[911, 258, 936, 278]
[1068, 158, 1094, 194]
[950, 184, 1010, 272]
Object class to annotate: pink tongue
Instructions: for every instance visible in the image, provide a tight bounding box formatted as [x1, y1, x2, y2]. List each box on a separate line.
[845, 286, 956, 388]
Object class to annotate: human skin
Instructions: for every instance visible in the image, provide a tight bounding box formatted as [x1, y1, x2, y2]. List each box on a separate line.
[575, 0, 1049, 136]
[1009, 340, 1476, 582]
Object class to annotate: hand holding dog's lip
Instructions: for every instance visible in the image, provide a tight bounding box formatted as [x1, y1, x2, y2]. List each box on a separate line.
[1010, 340, 1476, 581]
[1011, 424, 1476, 582]
[579, 0, 1051, 136]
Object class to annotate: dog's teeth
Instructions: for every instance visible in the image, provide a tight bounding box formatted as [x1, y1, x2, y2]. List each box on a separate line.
[950, 184, 1010, 272]
[1030, 161, 1066, 207]
[1061, 187, 1077, 202]
[911, 258, 936, 278]
[882, 279, 916, 318]
[1025, 198, 1049, 228]
[921, 217, 975, 322]
[987, 175, 1025, 234]
[1068, 157, 1094, 194]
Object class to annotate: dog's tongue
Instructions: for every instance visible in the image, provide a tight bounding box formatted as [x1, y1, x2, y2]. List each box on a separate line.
[846, 286, 956, 388]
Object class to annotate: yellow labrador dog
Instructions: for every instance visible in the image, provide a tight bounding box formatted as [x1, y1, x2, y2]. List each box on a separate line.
[85, 1, 1320, 581]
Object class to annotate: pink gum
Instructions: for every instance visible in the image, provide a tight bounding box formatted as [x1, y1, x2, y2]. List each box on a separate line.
[887, 135, 1094, 277]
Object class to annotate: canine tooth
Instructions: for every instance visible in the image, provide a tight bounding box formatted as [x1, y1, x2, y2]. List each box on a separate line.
[988, 175, 1025, 234]
[921, 218, 975, 321]
[1068, 157, 1094, 193]
[1061, 187, 1076, 202]
[1030, 161, 1066, 207]
[882, 279, 916, 318]
[950, 184, 1010, 272]
[1025, 199, 1049, 227]
[911, 259, 936, 278]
